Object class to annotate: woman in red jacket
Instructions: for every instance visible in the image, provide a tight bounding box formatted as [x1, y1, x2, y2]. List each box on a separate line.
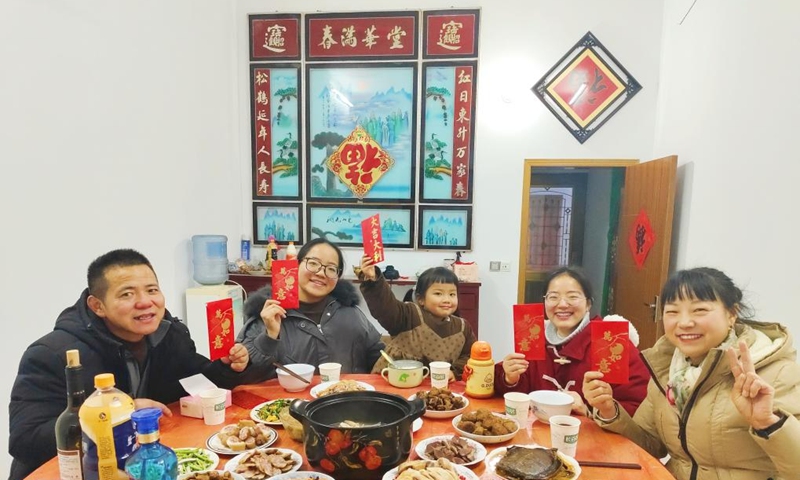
[494, 266, 649, 416]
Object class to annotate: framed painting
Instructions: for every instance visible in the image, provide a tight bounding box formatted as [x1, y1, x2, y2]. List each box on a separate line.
[250, 64, 302, 200]
[305, 11, 418, 61]
[422, 9, 480, 59]
[532, 31, 642, 144]
[249, 14, 301, 61]
[306, 63, 417, 203]
[420, 61, 477, 203]
[253, 202, 303, 245]
[417, 205, 472, 251]
[307, 204, 414, 248]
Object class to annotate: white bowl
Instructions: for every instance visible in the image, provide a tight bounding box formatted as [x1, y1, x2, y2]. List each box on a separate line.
[528, 390, 574, 424]
[276, 363, 315, 392]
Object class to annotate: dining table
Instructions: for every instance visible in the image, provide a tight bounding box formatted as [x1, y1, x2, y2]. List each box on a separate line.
[27, 374, 673, 479]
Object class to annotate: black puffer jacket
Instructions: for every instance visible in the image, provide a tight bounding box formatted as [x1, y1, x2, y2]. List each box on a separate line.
[238, 281, 384, 381]
[8, 289, 261, 480]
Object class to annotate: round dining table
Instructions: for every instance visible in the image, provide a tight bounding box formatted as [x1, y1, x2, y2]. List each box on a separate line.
[27, 374, 673, 479]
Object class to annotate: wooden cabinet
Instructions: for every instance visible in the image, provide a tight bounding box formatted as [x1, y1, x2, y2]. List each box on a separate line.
[227, 274, 482, 337]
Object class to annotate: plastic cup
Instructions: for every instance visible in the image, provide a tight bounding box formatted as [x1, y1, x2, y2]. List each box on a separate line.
[199, 388, 227, 425]
[319, 362, 342, 382]
[429, 361, 451, 389]
[504, 392, 530, 426]
[549, 414, 581, 457]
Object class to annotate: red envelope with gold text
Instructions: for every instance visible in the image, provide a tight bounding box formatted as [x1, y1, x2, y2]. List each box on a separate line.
[361, 214, 385, 263]
[271, 259, 299, 309]
[513, 303, 546, 361]
[206, 298, 234, 361]
[590, 321, 630, 384]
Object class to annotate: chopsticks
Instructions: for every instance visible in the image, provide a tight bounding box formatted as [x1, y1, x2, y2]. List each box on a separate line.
[577, 460, 642, 470]
[273, 362, 311, 384]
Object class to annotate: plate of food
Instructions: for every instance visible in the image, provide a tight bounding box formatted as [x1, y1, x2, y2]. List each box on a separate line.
[268, 473, 336, 480]
[414, 434, 486, 467]
[452, 409, 519, 444]
[174, 448, 220, 475]
[408, 388, 469, 419]
[223, 448, 303, 479]
[250, 398, 296, 425]
[309, 379, 375, 398]
[413, 417, 423, 433]
[205, 420, 278, 455]
[178, 470, 245, 480]
[484, 445, 581, 480]
[382, 458, 479, 480]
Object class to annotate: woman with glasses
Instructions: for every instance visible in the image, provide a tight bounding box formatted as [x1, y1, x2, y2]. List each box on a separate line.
[494, 266, 650, 417]
[583, 267, 800, 480]
[238, 238, 384, 381]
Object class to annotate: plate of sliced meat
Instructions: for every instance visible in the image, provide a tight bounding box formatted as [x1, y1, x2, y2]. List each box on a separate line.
[414, 435, 486, 467]
[223, 448, 303, 480]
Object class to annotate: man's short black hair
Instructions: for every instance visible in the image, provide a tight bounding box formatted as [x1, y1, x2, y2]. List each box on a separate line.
[87, 249, 155, 299]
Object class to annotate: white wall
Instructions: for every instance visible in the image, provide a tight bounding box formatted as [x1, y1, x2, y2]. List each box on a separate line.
[1, 0, 665, 473]
[654, 1, 800, 331]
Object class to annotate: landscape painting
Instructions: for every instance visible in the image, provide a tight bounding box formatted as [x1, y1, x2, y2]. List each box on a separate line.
[418, 205, 472, 250]
[306, 63, 417, 202]
[307, 205, 414, 248]
[253, 202, 303, 245]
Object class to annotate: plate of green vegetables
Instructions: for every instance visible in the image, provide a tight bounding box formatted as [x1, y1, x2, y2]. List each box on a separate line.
[174, 447, 220, 474]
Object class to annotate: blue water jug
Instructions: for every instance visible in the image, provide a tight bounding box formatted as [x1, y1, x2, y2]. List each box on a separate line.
[191, 235, 229, 285]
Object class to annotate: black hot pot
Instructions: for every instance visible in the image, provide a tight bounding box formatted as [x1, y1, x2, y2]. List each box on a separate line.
[290, 391, 425, 480]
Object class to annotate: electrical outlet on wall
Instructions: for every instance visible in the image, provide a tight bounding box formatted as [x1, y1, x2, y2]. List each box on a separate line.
[500, 262, 511, 272]
[489, 261, 501, 271]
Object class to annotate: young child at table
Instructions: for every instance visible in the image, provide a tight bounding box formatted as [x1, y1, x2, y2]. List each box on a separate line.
[358, 255, 476, 379]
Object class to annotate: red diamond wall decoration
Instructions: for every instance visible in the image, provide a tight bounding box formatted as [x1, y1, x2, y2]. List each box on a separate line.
[628, 209, 655, 269]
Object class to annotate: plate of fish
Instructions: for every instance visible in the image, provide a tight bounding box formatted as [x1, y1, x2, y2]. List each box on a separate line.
[484, 445, 581, 480]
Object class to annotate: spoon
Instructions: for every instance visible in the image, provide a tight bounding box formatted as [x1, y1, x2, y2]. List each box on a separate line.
[380, 350, 397, 367]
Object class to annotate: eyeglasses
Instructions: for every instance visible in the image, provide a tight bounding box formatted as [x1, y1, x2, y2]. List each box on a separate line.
[543, 293, 586, 305]
[303, 257, 341, 279]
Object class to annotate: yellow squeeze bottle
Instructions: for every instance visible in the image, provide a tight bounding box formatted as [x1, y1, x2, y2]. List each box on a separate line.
[79, 373, 136, 480]
[463, 341, 495, 398]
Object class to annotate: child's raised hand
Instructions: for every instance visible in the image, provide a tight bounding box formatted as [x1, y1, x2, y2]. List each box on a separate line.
[360, 254, 377, 281]
[502, 352, 529, 386]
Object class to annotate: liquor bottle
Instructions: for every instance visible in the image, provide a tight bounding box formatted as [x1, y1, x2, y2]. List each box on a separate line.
[124, 408, 178, 480]
[285, 241, 297, 261]
[56, 349, 86, 480]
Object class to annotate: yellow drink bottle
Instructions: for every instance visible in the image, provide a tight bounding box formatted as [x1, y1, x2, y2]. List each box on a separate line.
[463, 341, 495, 398]
[79, 373, 136, 480]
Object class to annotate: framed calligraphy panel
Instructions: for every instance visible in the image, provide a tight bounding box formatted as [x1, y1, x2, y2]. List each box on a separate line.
[253, 202, 303, 245]
[305, 11, 418, 61]
[417, 205, 472, 251]
[306, 63, 417, 203]
[420, 61, 477, 203]
[532, 31, 642, 144]
[307, 204, 414, 248]
[250, 64, 302, 200]
[422, 9, 480, 59]
[249, 14, 301, 61]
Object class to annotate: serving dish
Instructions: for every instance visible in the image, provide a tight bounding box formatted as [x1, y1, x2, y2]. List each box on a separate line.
[178, 470, 245, 480]
[269, 472, 336, 480]
[381, 462, 480, 480]
[484, 445, 581, 480]
[413, 435, 486, 467]
[205, 425, 278, 455]
[407, 391, 469, 419]
[174, 448, 220, 474]
[309, 380, 375, 398]
[250, 398, 296, 425]
[451, 413, 519, 444]
[224, 448, 303, 479]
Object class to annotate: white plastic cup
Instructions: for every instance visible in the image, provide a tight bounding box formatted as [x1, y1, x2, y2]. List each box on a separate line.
[319, 362, 342, 382]
[504, 392, 531, 426]
[199, 388, 227, 426]
[549, 414, 581, 457]
[429, 361, 451, 389]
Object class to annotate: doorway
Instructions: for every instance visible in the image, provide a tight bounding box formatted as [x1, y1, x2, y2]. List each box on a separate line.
[517, 157, 677, 350]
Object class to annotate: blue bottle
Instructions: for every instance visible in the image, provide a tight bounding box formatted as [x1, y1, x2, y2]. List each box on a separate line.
[124, 408, 178, 480]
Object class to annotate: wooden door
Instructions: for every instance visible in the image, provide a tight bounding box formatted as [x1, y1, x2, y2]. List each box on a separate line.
[611, 155, 677, 350]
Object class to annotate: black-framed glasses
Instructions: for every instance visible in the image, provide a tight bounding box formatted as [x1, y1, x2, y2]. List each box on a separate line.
[543, 293, 586, 305]
[303, 257, 341, 279]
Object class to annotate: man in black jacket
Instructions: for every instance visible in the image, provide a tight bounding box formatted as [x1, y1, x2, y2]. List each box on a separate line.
[8, 249, 259, 479]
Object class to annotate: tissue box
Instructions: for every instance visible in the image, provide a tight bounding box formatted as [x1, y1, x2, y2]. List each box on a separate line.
[180, 389, 232, 418]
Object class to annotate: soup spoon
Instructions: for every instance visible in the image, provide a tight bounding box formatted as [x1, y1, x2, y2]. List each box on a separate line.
[380, 350, 398, 367]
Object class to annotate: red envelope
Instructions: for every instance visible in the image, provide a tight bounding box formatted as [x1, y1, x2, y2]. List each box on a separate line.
[271, 259, 300, 309]
[361, 214, 385, 263]
[206, 297, 234, 361]
[590, 321, 630, 384]
[513, 304, 546, 361]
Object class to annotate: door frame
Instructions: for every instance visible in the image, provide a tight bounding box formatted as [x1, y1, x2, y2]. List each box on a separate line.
[517, 159, 640, 303]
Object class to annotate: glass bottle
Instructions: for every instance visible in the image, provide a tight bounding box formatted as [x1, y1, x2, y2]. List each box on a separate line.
[55, 349, 85, 480]
[124, 408, 178, 480]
